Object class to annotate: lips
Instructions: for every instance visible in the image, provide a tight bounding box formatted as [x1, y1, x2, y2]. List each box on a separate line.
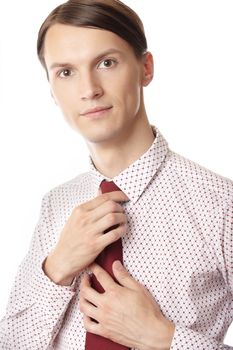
[80, 106, 112, 116]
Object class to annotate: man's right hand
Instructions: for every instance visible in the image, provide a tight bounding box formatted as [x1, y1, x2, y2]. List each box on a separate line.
[43, 190, 128, 286]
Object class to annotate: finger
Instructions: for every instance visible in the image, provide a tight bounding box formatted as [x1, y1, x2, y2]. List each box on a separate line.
[92, 200, 125, 223]
[81, 191, 129, 211]
[83, 314, 102, 336]
[99, 222, 127, 247]
[80, 274, 100, 322]
[80, 272, 91, 290]
[95, 212, 127, 236]
[80, 273, 102, 308]
[79, 296, 99, 322]
[80, 273, 90, 304]
[112, 260, 139, 290]
[89, 263, 116, 291]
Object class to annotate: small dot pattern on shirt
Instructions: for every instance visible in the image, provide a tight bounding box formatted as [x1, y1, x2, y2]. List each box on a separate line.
[0, 126, 232, 349]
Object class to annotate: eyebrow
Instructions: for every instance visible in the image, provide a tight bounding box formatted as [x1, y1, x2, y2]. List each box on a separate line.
[49, 48, 125, 71]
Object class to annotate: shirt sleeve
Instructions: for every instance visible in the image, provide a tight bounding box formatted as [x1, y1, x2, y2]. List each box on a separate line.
[0, 193, 76, 349]
[170, 196, 233, 350]
[170, 326, 233, 349]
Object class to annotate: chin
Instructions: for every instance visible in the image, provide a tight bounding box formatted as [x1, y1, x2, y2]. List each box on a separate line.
[85, 135, 113, 145]
[82, 129, 119, 145]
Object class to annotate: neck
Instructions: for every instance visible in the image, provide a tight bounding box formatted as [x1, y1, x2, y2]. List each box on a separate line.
[87, 115, 155, 179]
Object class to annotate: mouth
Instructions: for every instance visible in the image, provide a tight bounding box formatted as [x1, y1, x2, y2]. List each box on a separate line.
[80, 106, 113, 119]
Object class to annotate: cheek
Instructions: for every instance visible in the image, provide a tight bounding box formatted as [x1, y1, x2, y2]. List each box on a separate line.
[121, 79, 141, 114]
[121, 67, 141, 109]
[108, 64, 142, 112]
[52, 84, 77, 112]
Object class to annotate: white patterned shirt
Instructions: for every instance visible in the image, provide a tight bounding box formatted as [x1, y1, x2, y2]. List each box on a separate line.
[0, 127, 232, 349]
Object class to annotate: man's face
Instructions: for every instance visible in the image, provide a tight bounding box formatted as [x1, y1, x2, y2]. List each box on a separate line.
[44, 24, 152, 145]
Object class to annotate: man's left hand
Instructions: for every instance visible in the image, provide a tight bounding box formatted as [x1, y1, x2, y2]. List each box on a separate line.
[79, 261, 175, 350]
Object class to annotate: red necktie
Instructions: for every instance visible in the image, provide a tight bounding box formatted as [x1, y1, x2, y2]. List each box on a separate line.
[85, 180, 129, 350]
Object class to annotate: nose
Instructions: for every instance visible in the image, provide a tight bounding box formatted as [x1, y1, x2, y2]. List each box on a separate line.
[79, 72, 104, 100]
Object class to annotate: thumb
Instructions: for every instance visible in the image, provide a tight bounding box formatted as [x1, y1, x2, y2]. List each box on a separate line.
[112, 260, 138, 289]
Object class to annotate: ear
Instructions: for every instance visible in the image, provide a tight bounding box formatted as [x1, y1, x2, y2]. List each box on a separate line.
[141, 51, 154, 87]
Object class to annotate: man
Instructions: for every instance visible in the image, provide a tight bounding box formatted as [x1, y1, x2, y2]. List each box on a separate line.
[0, 0, 232, 349]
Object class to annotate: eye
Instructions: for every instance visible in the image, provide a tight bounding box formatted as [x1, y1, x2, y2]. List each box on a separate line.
[58, 69, 74, 78]
[98, 59, 117, 69]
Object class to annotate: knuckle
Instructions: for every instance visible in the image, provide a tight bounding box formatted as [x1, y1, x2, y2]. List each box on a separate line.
[75, 209, 90, 227]
[106, 213, 116, 226]
[99, 301, 110, 316]
[119, 224, 127, 235]
[79, 287, 85, 298]
[96, 270, 105, 282]
[83, 317, 89, 330]
[102, 193, 110, 201]
[73, 205, 84, 216]
[108, 287, 118, 299]
[120, 214, 127, 225]
[111, 229, 120, 241]
[108, 200, 118, 212]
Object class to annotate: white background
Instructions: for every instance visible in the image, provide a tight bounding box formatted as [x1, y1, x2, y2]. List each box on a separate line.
[0, 0, 232, 345]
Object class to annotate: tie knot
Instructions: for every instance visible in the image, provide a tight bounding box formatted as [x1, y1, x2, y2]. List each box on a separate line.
[100, 180, 121, 193]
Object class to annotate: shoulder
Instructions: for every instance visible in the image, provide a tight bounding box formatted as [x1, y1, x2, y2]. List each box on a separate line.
[166, 150, 233, 206]
[41, 171, 94, 208]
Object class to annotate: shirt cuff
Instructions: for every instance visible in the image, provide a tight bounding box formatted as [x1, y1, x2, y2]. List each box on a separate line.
[34, 258, 76, 296]
[29, 256, 77, 308]
[5, 256, 77, 320]
[170, 325, 229, 350]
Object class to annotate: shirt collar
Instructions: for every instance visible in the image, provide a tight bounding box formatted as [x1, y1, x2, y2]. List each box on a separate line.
[89, 126, 169, 204]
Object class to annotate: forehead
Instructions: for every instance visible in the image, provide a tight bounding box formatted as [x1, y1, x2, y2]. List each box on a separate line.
[44, 24, 135, 66]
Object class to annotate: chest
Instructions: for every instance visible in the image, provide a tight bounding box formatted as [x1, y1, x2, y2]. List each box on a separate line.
[121, 187, 224, 321]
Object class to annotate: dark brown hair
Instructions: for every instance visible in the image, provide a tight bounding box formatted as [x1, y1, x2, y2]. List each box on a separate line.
[37, 0, 147, 70]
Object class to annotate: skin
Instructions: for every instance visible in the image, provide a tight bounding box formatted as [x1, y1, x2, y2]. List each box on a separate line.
[42, 24, 175, 349]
